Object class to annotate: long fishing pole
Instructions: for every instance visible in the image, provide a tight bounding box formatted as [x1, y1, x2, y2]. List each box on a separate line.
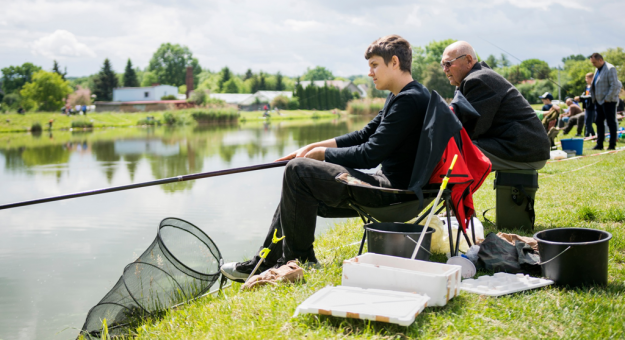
[0, 160, 289, 211]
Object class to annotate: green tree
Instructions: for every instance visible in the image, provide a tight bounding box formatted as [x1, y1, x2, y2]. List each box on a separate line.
[1, 62, 42, 94]
[20, 70, 72, 111]
[562, 59, 595, 96]
[259, 72, 267, 90]
[411, 39, 457, 83]
[218, 67, 232, 92]
[223, 78, 239, 93]
[499, 54, 511, 67]
[147, 43, 201, 86]
[562, 54, 586, 64]
[295, 84, 307, 109]
[275, 72, 285, 91]
[424, 39, 457, 63]
[92, 58, 119, 101]
[302, 66, 334, 81]
[422, 62, 455, 99]
[603, 47, 625, 83]
[244, 69, 254, 80]
[495, 65, 531, 84]
[52, 60, 66, 80]
[486, 54, 498, 68]
[140, 71, 158, 87]
[123, 59, 140, 87]
[520, 59, 550, 79]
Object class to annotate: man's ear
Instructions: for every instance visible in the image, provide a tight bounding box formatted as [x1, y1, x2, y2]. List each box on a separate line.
[465, 54, 474, 65]
[392, 55, 400, 70]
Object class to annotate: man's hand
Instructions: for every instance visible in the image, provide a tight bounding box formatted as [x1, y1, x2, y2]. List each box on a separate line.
[303, 147, 326, 161]
[274, 138, 336, 162]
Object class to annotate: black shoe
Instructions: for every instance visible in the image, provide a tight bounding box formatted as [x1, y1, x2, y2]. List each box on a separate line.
[574, 134, 582, 137]
[592, 145, 604, 150]
[220, 258, 276, 282]
[607, 146, 616, 150]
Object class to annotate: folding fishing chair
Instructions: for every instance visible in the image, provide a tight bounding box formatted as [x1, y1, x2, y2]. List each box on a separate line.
[335, 91, 492, 257]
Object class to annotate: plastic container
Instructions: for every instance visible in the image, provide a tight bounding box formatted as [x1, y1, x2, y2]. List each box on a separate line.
[293, 286, 430, 326]
[365, 222, 435, 261]
[560, 138, 584, 155]
[550, 150, 567, 160]
[461, 273, 553, 296]
[342, 253, 462, 306]
[534, 228, 612, 286]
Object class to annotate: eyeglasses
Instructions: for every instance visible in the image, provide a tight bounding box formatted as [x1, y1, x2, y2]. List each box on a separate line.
[440, 55, 467, 69]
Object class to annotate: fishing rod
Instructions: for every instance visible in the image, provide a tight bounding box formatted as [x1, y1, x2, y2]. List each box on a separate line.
[0, 160, 290, 211]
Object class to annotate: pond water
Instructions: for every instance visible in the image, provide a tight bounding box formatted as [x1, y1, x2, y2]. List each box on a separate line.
[0, 116, 368, 340]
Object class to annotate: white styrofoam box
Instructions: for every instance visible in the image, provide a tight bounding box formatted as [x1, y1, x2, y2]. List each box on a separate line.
[341, 253, 462, 307]
[293, 286, 430, 327]
[460, 272, 554, 297]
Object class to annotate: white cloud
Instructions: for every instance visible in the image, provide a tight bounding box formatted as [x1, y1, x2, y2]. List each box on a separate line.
[506, 0, 590, 10]
[31, 30, 96, 59]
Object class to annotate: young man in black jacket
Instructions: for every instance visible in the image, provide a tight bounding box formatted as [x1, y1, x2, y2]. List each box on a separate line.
[220, 35, 431, 281]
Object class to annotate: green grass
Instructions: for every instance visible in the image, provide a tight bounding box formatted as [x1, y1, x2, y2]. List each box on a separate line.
[0, 109, 345, 133]
[95, 144, 625, 339]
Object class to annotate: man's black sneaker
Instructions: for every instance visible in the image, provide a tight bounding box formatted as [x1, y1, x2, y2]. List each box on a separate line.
[220, 259, 275, 283]
[592, 145, 603, 150]
[607, 146, 616, 150]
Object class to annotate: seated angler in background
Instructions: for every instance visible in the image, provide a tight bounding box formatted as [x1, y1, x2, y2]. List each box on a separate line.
[220, 35, 431, 282]
[441, 41, 550, 171]
[558, 98, 584, 136]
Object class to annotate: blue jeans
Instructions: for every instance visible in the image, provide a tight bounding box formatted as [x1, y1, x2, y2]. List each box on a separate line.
[584, 107, 596, 137]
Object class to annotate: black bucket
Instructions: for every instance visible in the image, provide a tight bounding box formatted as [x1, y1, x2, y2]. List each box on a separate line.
[534, 228, 612, 286]
[365, 222, 435, 261]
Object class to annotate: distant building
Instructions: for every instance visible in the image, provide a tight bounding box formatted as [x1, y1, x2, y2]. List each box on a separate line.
[209, 91, 293, 111]
[299, 80, 367, 98]
[113, 85, 179, 102]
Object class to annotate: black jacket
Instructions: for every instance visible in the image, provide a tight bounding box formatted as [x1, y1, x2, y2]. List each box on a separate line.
[458, 62, 550, 162]
[325, 81, 430, 188]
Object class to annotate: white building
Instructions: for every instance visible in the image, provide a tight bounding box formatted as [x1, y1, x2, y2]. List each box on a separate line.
[112, 85, 179, 102]
[209, 93, 253, 105]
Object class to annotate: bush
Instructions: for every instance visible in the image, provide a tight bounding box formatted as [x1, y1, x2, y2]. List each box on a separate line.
[163, 112, 177, 125]
[516, 79, 557, 104]
[187, 90, 207, 104]
[347, 98, 385, 115]
[161, 94, 177, 100]
[71, 119, 94, 129]
[2, 93, 21, 110]
[137, 116, 159, 126]
[287, 98, 300, 110]
[190, 108, 239, 124]
[271, 95, 290, 109]
[31, 122, 42, 132]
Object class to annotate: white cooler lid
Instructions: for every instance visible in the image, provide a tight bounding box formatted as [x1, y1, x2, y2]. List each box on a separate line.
[293, 286, 430, 327]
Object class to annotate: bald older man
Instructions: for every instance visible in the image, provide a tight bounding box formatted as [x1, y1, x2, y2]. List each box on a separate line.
[441, 41, 550, 171]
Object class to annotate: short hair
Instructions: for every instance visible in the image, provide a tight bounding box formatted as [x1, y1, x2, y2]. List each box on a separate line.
[585, 72, 594, 78]
[590, 53, 603, 60]
[365, 35, 412, 74]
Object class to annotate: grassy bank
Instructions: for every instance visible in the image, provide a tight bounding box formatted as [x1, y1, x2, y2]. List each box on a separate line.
[0, 109, 343, 133]
[99, 143, 625, 339]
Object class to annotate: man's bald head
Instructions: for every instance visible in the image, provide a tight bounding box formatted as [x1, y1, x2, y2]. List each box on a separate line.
[444, 41, 478, 62]
[441, 41, 478, 86]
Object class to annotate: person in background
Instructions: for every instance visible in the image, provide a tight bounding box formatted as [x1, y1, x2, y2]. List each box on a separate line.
[558, 98, 584, 136]
[539, 92, 554, 112]
[575, 72, 595, 137]
[82, 104, 87, 115]
[589, 52, 622, 150]
[75, 104, 82, 115]
[441, 41, 550, 170]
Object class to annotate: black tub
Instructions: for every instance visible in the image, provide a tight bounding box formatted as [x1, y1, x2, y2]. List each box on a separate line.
[365, 222, 435, 261]
[534, 228, 612, 286]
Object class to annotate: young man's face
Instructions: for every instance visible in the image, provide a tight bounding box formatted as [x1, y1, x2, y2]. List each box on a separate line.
[541, 98, 550, 104]
[368, 55, 393, 90]
[586, 75, 593, 85]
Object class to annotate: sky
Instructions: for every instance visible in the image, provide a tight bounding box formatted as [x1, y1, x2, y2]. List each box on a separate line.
[0, 0, 623, 78]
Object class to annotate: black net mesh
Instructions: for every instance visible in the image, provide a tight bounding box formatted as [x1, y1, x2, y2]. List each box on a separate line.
[79, 217, 223, 337]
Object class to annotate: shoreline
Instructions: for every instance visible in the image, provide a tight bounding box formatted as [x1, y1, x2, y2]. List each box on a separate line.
[0, 109, 347, 134]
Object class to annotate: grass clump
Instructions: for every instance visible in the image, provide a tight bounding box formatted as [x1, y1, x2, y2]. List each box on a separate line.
[162, 112, 177, 125]
[71, 119, 93, 129]
[347, 98, 385, 115]
[190, 108, 239, 124]
[30, 122, 42, 132]
[577, 205, 598, 221]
